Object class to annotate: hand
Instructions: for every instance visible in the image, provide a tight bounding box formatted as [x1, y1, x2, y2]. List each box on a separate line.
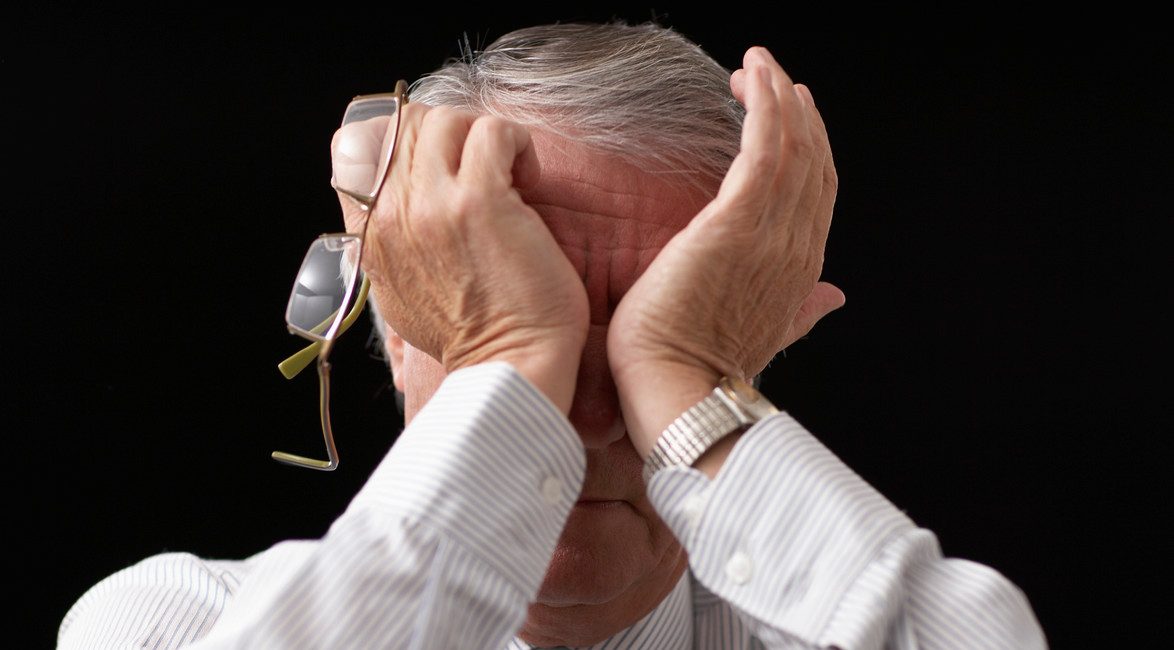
[334, 104, 589, 412]
[608, 46, 845, 456]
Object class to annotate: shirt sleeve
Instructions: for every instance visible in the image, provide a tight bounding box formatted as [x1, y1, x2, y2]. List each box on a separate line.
[57, 362, 585, 650]
[646, 411, 1048, 650]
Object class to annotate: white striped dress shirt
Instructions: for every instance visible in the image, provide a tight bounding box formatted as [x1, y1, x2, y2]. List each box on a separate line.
[58, 362, 1046, 649]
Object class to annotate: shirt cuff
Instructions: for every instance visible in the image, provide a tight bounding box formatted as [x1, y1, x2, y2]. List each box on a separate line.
[646, 411, 916, 644]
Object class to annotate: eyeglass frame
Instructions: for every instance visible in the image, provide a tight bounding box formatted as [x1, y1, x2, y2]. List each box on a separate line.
[271, 78, 409, 471]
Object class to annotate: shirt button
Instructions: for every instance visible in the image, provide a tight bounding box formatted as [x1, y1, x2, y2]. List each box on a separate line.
[726, 551, 752, 584]
[682, 493, 707, 529]
[540, 476, 563, 505]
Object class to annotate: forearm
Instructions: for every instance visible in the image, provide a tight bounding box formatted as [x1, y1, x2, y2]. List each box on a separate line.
[60, 362, 586, 649]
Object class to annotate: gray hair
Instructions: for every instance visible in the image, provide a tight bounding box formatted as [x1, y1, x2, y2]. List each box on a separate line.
[368, 21, 745, 390]
[409, 21, 744, 189]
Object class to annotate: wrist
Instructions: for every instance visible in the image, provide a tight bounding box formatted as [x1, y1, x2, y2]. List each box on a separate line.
[613, 360, 721, 458]
[448, 330, 585, 415]
[692, 431, 745, 479]
[623, 366, 777, 482]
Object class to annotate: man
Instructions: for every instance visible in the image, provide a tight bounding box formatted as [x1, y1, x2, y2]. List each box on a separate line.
[58, 22, 1046, 648]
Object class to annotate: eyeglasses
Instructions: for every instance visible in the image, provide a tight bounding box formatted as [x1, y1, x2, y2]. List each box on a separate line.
[272, 79, 409, 471]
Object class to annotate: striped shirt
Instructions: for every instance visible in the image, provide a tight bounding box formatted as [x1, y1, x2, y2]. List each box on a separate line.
[58, 362, 1047, 648]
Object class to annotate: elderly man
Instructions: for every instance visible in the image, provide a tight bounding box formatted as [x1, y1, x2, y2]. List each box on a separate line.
[59, 22, 1046, 649]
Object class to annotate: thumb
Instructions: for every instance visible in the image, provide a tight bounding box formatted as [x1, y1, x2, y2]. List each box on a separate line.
[781, 282, 846, 349]
[331, 116, 394, 231]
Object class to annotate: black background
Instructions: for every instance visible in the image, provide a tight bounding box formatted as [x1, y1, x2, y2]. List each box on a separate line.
[10, 9, 1167, 649]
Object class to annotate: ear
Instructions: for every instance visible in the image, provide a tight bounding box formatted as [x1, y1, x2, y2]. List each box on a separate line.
[383, 328, 406, 393]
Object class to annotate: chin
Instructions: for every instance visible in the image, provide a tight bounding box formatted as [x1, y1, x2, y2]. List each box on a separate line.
[520, 503, 687, 647]
[534, 501, 667, 605]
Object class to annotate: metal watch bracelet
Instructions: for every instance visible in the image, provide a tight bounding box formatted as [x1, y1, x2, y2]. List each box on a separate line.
[642, 377, 775, 481]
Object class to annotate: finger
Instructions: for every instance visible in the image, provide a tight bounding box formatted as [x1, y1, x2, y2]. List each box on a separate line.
[359, 106, 463, 272]
[331, 118, 390, 232]
[457, 116, 538, 189]
[356, 107, 453, 279]
[715, 59, 781, 214]
[795, 84, 838, 257]
[510, 130, 542, 189]
[730, 67, 747, 102]
[414, 105, 472, 182]
[783, 83, 826, 255]
[755, 50, 815, 231]
[331, 117, 391, 193]
[717, 48, 811, 225]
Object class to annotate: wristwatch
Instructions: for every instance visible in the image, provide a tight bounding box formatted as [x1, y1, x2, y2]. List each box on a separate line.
[643, 376, 779, 481]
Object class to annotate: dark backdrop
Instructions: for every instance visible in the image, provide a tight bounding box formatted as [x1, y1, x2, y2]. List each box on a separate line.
[10, 9, 1166, 648]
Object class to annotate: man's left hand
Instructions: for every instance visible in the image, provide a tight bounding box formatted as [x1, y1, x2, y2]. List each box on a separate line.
[608, 46, 845, 459]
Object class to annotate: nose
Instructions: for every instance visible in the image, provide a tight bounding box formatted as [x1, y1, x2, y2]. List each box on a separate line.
[568, 325, 626, 449]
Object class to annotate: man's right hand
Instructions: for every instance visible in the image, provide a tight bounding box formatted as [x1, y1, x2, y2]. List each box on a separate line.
[332, 103, 589, 413]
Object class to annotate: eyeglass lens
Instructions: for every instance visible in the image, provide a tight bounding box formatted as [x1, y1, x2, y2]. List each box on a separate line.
[285, 236, 362, 339]
[332, 96, 400, 201]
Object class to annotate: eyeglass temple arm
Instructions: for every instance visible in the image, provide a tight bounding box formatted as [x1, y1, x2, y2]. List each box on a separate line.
[270, 276, 370, 471]
[271, 359, 340, 471]
[273, 81, 405, 471]
[277, 275, 371, 380]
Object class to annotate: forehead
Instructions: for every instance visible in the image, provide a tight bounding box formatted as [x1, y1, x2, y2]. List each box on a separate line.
[520, 132, 714, 252]
[519, 131, 715, 322]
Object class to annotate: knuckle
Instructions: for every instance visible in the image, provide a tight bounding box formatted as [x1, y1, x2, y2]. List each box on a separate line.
[824, 163, 840, 194]
[450, 183, 482, 216]
[418, 104, 455, 128]
[807, 251, 825, 277]
[402, 101, 430, 121]
[469, 115, 512, 141]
